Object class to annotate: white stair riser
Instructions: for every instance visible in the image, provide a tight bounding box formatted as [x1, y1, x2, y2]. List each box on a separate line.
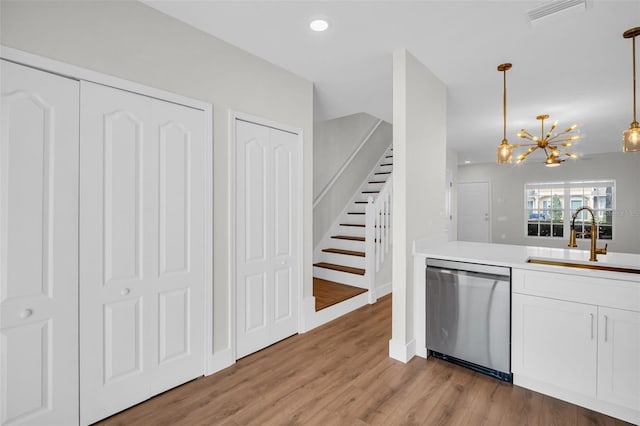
[364, 183, 386, 192]
[340, 215, 365, 225]
[337, 225, 365, 238]
[313, 267, 367, 288]
[319, 251, 366, 268]
[329, 238, 365, 252]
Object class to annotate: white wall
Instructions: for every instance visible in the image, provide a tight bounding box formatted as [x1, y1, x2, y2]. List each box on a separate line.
[313, 113, 392, 246]
[458, 152, 640, 254]
[314, 113, 380, 197]
[0, 0, 314, 356]
[390, 49, 447, 362]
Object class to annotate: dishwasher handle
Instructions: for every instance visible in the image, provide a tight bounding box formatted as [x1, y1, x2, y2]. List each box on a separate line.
[426, 258, 511, 279]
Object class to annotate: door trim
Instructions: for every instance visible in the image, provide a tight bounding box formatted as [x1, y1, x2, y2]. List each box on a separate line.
[229, 110, 304, 361]
[0, 46, 215, 376]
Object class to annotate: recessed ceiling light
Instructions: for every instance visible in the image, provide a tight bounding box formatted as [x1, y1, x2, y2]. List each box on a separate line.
[309, 19, 329, 32]
[464, 160, 471, 164]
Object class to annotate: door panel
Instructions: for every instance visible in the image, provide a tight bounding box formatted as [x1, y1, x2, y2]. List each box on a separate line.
[458, 182, 490, 243]
[0, 60, 79, 426]
[158, 288, 190, 364]
[80, 82, 152, 425]
[274, 268, 292, 322]
[1, 320, 51, 423]
[104, 111, 143, 283]
[80, 82, 205, 424]
[235, 119, 299, 359]
[103, 298, 143, 383]
[159, 122, 190, 276]
[274, 145, 292, 257]
[245, 138, 267, 263]
[245, 273, 267, 332]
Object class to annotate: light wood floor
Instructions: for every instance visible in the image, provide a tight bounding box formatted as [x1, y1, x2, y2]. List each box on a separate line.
[313, 277, 368, 311]
[97, 295, 630, 426]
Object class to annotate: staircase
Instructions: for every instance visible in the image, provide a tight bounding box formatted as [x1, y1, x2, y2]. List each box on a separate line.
[313, 145, 393, 307]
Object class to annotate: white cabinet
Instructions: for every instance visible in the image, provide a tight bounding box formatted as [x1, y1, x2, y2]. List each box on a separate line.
[597, 307, 640, 411]
[512, 293, 597, 397]
[512, 268, 640, 424]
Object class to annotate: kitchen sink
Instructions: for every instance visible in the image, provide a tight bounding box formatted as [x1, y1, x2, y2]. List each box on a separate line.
[526, 257, 640, 275]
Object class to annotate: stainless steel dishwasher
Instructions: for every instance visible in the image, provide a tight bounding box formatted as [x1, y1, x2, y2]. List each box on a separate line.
[426, 258, 512, 382]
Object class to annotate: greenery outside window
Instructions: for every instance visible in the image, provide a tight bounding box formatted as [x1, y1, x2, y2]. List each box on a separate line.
[525, 180, 615, 240]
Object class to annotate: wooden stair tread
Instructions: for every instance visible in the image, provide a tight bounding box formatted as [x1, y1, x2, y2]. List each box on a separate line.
[313, 278, 367, 311]
[375, 171, 391, 175]
[313, 262, 365, 276]
[340, 223, 365, 227]
[368, 180, 386, 184]
[332, 235, 365, 241]
[355, 201, 367, 204]
[362, 190, 380, 194]
[385, 155, 393, 158]
[347, 212, 365, 215]
[322, 248, 365, 257]
[380, 163, 393, 166]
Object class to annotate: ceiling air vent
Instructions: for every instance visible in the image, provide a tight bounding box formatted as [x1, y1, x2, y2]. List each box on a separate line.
[527, 0, 587, 24]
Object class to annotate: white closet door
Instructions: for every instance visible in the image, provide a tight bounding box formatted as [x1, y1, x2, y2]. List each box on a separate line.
[235, 119, 299, 359]
[79, 82, 205, 424]
[0, 60, 79, 425]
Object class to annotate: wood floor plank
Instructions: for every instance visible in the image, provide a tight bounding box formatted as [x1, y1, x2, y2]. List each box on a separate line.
[96, 295, 633, 426]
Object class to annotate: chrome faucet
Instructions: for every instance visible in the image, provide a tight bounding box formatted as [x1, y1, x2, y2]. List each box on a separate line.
[568, 206, 608, 262]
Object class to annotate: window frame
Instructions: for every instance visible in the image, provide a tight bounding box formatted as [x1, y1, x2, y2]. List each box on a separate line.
[524, 180, 616, 241]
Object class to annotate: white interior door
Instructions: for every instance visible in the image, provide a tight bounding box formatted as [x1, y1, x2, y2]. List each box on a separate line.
[0, 60, 79, 425]
[79, 82, 205, 424]
[235, 118, 300, 359]
[457, 181, 490, 243]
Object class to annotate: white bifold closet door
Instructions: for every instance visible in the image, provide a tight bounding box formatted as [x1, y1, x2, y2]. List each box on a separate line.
[0, 60, 80, 426]
[235, 119, 300, 359]
[79, 82, 205, 425]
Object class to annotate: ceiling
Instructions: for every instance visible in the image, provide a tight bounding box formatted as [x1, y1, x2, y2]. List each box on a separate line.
[144, 0, 640, 164]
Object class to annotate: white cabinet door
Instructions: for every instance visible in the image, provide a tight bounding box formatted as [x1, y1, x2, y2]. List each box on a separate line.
[598, 307, 640, 411]
[235, 119, 300, 359]
[0, 60, 79, 425]
[512, 293, 597, 397]
[80, 82, 205, 424]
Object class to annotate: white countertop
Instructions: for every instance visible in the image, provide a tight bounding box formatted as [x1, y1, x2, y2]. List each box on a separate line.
[413, 240, 640, 282]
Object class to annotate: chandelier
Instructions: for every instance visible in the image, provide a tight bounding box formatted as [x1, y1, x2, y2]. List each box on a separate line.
[622, 26, 640, 152]
[514, 114, 580, 167]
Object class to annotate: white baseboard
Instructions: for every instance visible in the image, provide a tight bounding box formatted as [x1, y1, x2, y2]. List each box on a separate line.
[514, 374, 639, 424]
[376, 281, 392, 298]
[415, 346, 428, 358]
[388, 338, 416, 363]
[301, 292, 369, 332]
[206, 348, 234, 376]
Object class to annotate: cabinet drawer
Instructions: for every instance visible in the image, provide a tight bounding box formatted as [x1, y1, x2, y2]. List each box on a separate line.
[513, 269, 640, 312]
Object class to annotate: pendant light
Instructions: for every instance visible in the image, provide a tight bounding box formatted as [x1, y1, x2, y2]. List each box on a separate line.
[497, 63, 513, 164]
[623, 27, 640, 152]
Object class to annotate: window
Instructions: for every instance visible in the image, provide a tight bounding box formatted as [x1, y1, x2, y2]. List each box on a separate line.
[525, 180, 615, 240]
